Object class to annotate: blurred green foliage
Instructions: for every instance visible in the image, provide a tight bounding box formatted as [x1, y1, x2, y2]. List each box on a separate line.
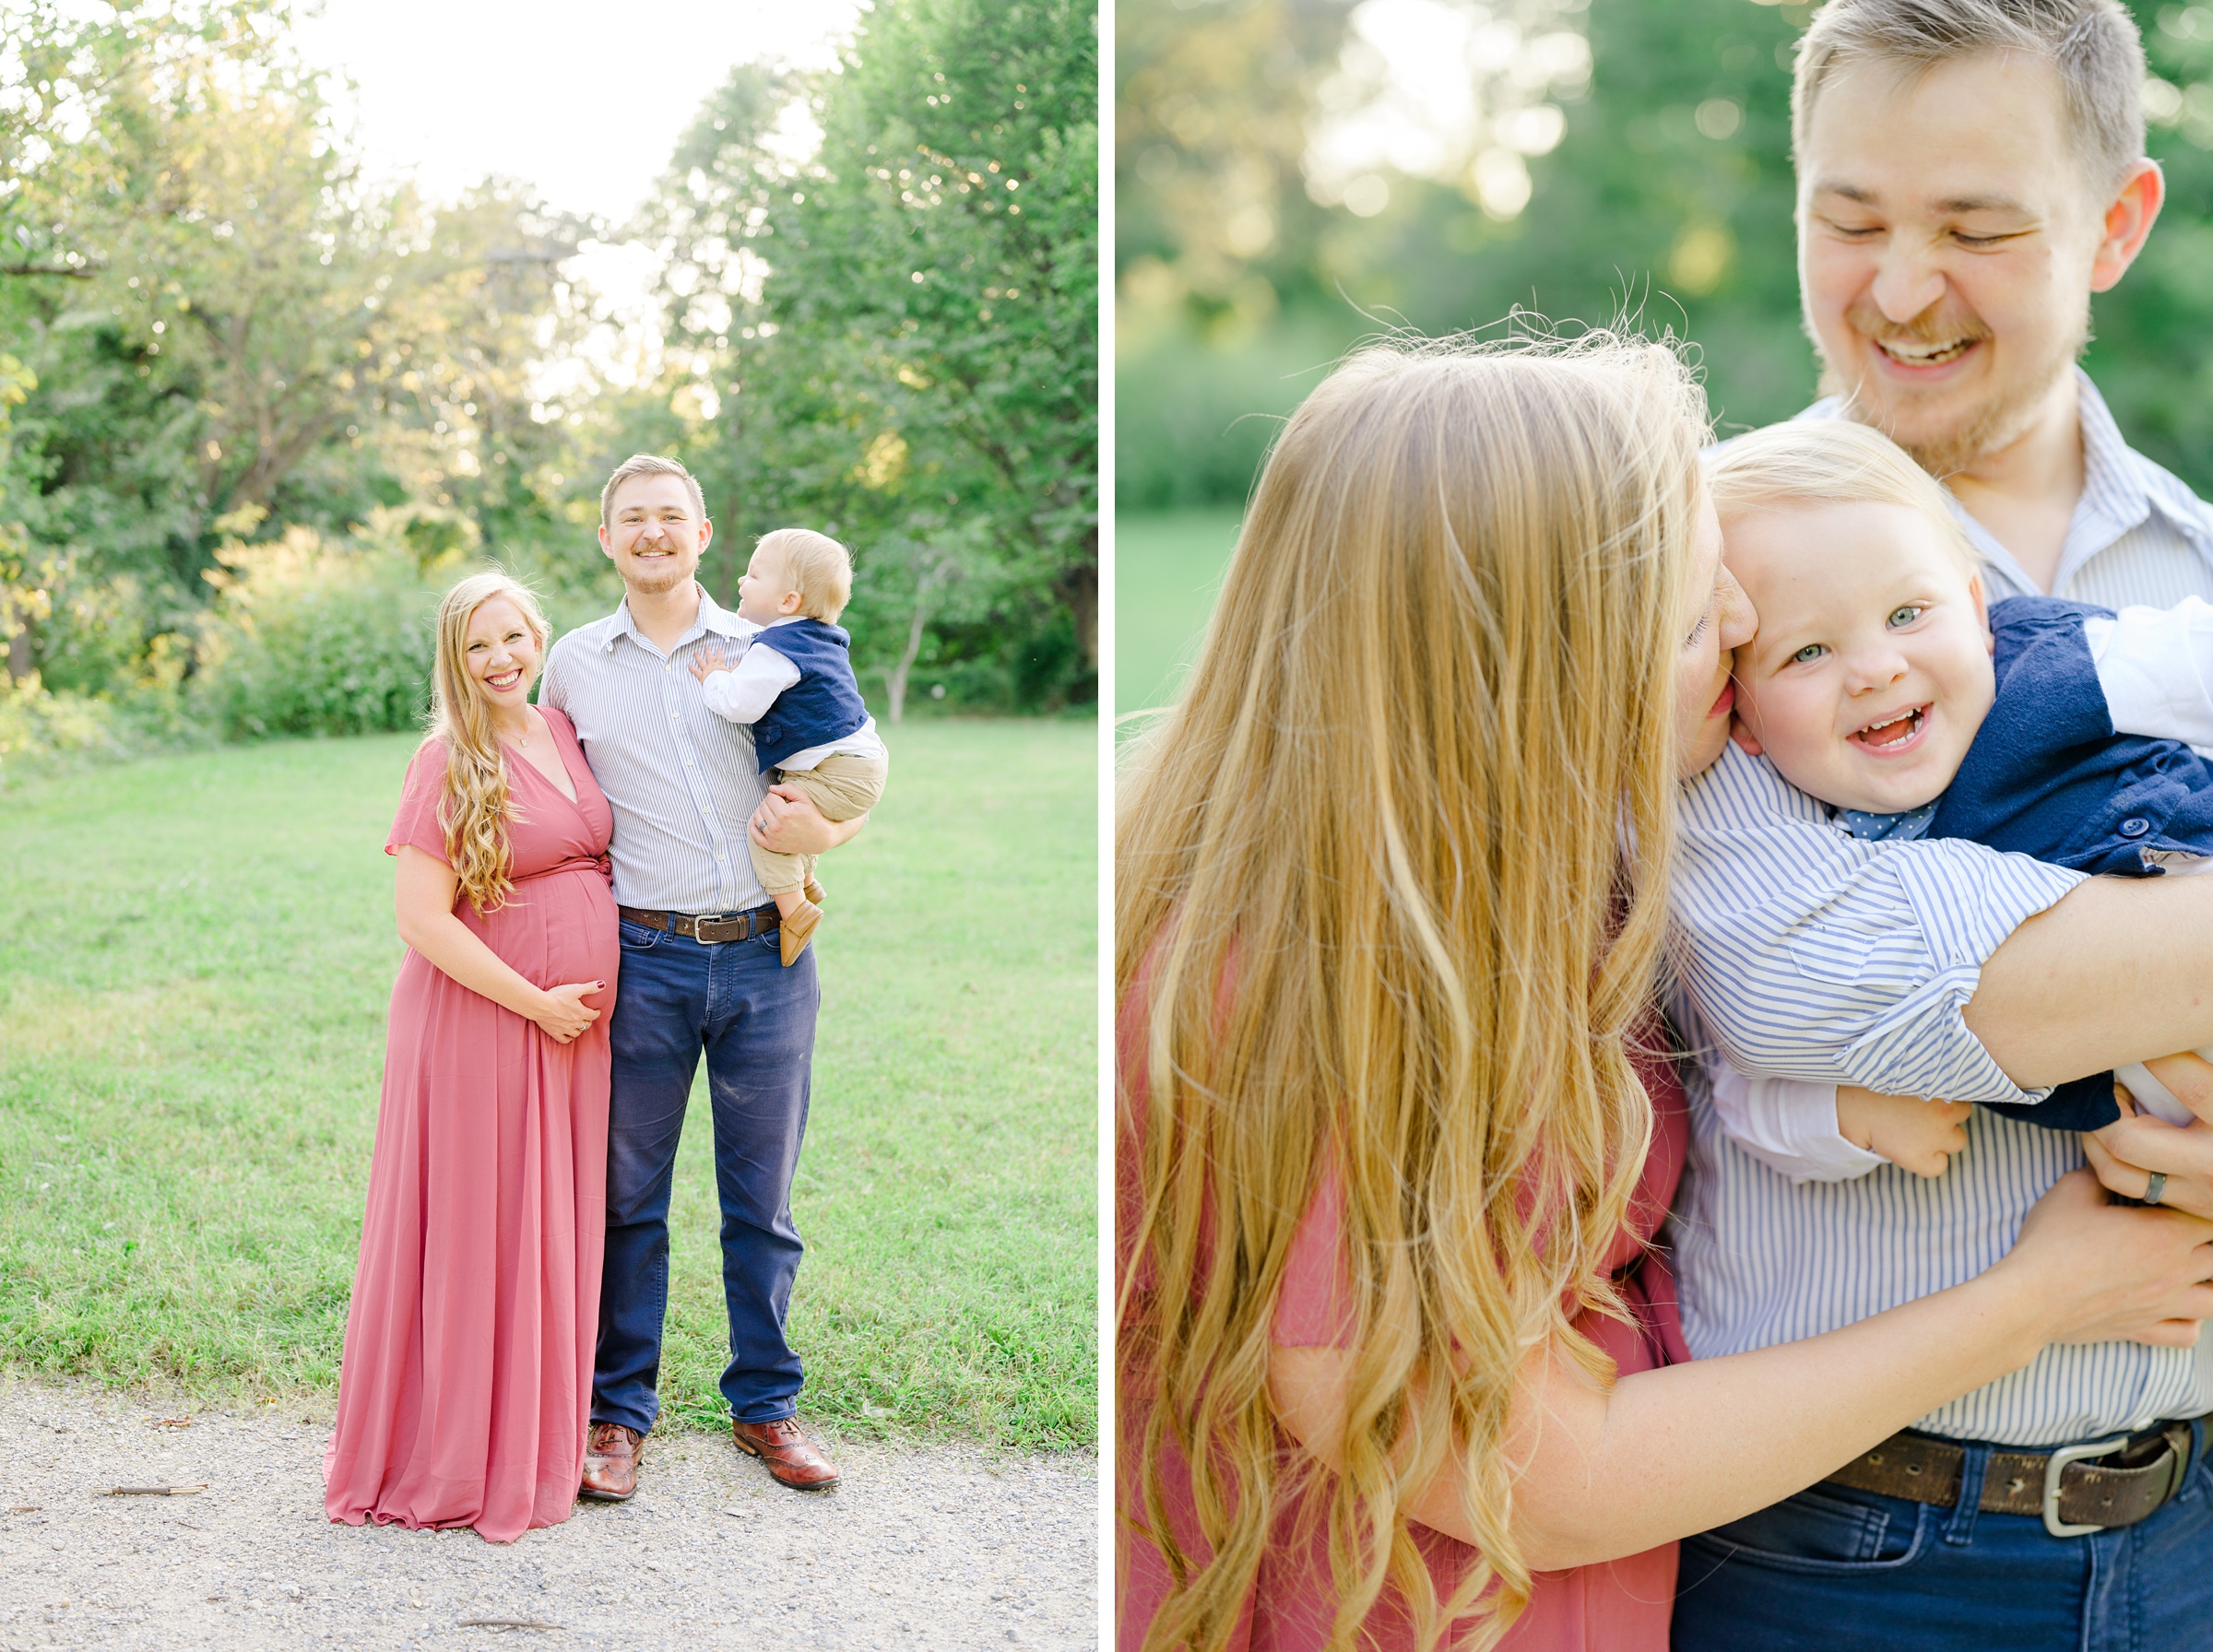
[0, 0, 1096, 781]
[1116, 0, 2213, 508]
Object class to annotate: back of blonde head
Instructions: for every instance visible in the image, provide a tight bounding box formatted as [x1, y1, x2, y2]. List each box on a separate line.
[1116, 334, 1706, 1652]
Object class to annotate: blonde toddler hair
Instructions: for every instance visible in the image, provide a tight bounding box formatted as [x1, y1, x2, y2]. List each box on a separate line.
[758, 527, 854, 623]
[1706, 419, 1982, 577]
[1117, 331, 1706, 1652]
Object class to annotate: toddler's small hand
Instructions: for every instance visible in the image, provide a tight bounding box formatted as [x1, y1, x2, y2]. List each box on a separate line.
[689, 643, 731, 683]
[1837, 1086, 1973, 1178]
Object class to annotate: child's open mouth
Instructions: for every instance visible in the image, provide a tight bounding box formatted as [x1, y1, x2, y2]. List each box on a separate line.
[1849, 705, 1928, 751]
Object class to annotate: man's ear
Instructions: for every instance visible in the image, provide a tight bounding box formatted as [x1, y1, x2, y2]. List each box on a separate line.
[2091, 159, 2164, 293]
[598, 523, 615, 561]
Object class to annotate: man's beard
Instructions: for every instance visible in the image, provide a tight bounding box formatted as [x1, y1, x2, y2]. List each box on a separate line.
[1815, 302, 2088, 479]
[623, 555, 692, 596]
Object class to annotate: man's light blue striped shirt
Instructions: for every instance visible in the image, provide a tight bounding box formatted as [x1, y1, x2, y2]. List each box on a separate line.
[1671, 371, 2213, 1445]
[538, 587, 768, 914]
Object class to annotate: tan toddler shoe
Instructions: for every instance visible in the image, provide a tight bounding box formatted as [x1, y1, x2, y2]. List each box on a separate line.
[780, 899, 822, 967]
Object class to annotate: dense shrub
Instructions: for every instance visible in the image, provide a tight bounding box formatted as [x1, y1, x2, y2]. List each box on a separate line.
[191, 527, 439, 741]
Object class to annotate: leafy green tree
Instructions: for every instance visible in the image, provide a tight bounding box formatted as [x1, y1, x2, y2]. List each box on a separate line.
[647, 0, 1098, 713]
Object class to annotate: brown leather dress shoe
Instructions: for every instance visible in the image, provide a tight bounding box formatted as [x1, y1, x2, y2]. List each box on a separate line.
[580, 1422, 645, 1502]
[732, 1417, 839, 1489]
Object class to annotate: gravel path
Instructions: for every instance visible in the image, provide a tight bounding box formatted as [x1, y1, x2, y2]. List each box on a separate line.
[0, 1378, 1097, 1650]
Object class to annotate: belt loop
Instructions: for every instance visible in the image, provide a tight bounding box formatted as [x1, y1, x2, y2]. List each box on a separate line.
[1944, 1443, 1990, 1548]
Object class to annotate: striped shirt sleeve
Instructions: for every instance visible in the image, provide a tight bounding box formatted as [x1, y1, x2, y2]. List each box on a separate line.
[1671, 742, 2083, 1105]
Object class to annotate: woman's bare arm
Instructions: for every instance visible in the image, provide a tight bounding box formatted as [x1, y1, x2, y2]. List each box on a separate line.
[394, 847, 602, 1044]
[1967, 873, 2213, 1085]
[1269, 1170, 2213, 1570]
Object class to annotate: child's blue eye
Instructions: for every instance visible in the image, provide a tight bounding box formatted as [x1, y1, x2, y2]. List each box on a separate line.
[1791, 643, 1826, 665]
[1888, 605, 1924, 628]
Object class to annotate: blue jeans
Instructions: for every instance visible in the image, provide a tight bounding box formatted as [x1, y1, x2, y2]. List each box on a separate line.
[591, 912, 819, 1433]
[1672, 1423, 2213, 1651]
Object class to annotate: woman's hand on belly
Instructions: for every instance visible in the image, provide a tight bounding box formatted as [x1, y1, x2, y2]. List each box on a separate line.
[532, 981, 606, 1044]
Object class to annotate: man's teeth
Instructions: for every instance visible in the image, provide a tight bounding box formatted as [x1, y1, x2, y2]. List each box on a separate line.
[1879, 337, 1972, 365]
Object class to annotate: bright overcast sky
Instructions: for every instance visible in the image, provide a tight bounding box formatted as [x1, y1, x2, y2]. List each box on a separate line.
[293, 0, 865, 226]
[289, 0, 865, 376]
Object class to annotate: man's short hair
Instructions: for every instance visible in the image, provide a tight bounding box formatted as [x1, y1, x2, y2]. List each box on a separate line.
[1706, 419, 1982, 578]
[1793, 0, 2147, 194]
[757, 527, 854, 624]
[599, 454, 706, 526]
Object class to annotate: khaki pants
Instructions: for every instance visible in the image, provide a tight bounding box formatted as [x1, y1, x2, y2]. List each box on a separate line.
[750, 749, 888, 896]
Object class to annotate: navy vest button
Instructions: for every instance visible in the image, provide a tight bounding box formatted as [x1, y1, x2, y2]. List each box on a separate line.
[2119, 817, 2152, 838]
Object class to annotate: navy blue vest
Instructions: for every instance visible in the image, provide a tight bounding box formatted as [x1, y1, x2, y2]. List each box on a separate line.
[749, 620, 870, 773]
[1924, 596, 2213, 1129]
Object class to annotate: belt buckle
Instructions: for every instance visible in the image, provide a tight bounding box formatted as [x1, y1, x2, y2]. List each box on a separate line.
[2042, 1434, 2131, 1537]
[693, 914, 725, 945]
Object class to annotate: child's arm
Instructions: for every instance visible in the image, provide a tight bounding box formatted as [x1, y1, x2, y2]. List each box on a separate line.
[1833, 1087, 1974, 1177]
[1704, 1064, 1888, 1182]
[688, 639, 799, 725]
[2088, 596, 2213, 749]
[1706, 1064, 1972, 1181]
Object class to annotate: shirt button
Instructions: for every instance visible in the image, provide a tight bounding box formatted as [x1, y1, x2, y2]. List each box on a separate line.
[2120, 817, 2152, 838]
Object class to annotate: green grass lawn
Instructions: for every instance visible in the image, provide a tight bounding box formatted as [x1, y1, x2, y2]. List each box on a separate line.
[0, 718, 1096, 1451]
[1115, 508, 1243, 723]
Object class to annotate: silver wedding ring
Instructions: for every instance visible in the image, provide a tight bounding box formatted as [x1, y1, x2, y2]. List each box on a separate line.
[2145, 1171, 2168, 1207]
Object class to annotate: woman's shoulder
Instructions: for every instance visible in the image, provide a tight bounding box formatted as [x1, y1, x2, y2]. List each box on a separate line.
[535, 703, 577, 742]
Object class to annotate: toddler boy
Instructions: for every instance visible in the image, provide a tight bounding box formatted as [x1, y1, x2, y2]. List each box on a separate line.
[1702, 420, 2213, 1179]
[689, 528, 888, 966]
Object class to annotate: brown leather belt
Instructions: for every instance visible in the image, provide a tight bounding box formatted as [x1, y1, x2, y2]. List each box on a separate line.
[1825, 1421, 2200, 1538]
[618, 903, 781, 944]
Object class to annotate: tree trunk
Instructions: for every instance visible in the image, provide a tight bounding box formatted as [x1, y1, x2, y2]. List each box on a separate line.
[882, 592, 931, 724]
[1054, 522, 1099, 671]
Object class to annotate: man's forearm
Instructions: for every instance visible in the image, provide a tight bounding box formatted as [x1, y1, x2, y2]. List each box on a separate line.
[1968, 873, 2213, 1086]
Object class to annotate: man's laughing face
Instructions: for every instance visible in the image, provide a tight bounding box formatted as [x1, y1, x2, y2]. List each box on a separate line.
[599, 473, 710, 597]
[1797, 50, 2124, 478]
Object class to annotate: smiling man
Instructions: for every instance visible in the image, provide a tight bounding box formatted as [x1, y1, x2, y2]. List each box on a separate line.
[538, 454, 862, 1504]
[1665, 5, 2213, 1648]
[1792, 0, 2181, 596]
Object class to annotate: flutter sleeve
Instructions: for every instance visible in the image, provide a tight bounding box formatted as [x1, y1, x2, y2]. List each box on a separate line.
[385, 740, 452, 865]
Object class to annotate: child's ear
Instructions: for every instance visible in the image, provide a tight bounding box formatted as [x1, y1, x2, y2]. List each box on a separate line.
[1968, 571, 1994, 652]
[779, 588, 805, 616]
[1730, 719, 1764, 757]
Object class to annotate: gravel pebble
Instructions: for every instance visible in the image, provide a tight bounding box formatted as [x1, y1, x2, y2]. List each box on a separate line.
[0, 1377, 1097, 1650]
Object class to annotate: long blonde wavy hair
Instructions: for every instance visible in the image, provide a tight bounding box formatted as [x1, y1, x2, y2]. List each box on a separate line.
[1115, 333, 1709, 1652]
[424, 571, 551, 914]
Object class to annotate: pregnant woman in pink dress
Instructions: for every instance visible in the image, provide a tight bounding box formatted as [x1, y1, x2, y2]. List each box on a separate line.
[325, 571, 619, 1543]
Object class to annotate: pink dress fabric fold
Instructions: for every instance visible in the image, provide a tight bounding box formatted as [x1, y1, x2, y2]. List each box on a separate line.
[324, 708, 619, 1543]
[1118, 989, 1690, 1652]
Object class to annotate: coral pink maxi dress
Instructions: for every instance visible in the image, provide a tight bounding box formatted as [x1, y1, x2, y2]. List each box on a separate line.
[1118, 998, 1691, 1651]
[325, 708, 619, 1543]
